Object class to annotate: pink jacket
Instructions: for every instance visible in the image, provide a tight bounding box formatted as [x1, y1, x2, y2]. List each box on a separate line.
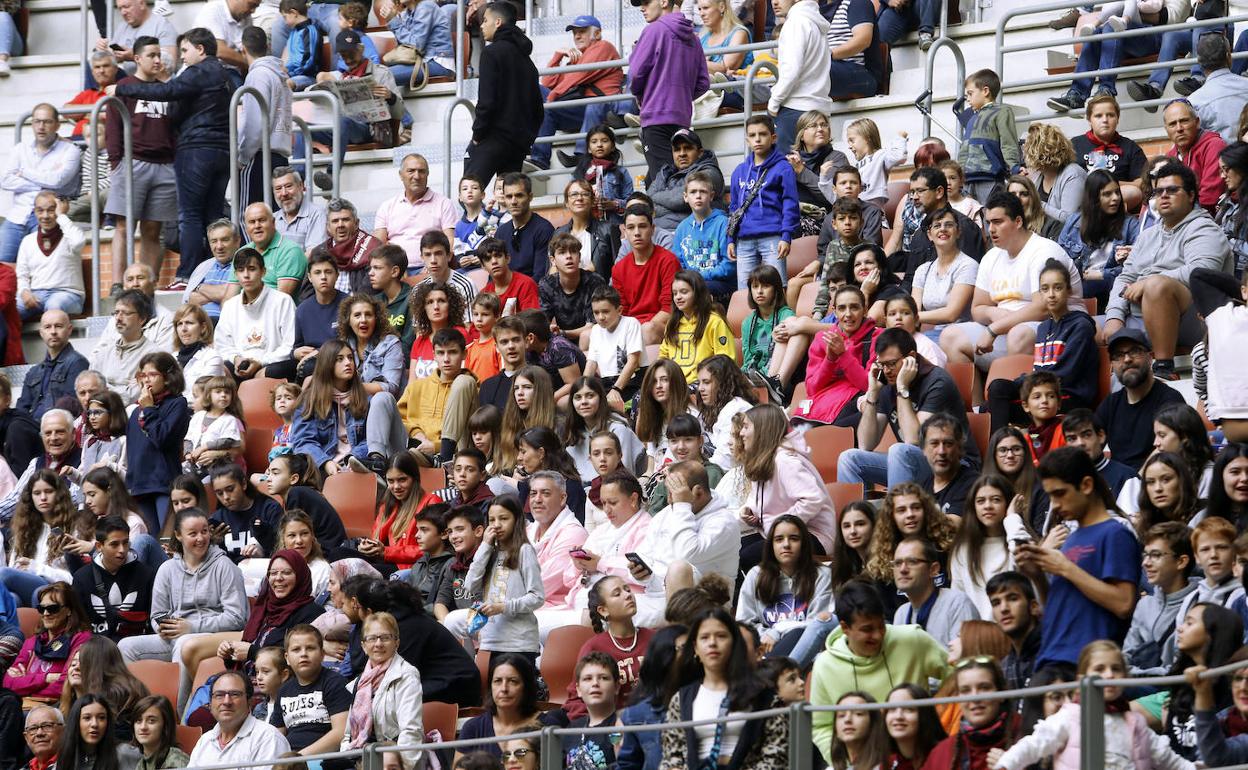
[795, 320, 879, 424]
[3, 629, 90, 699]
[564, 510, 653, 608]
[527, 507, 589, 610]
[749, 445, 839, 553]
[997, 701, 1192, 770]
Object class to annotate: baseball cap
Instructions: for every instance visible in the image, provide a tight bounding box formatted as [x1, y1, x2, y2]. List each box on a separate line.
[566, 14, 603, 29]
[671, 128, 702, 148]
[1107, 327, 1152, 352]
[336, 29, 364, 50]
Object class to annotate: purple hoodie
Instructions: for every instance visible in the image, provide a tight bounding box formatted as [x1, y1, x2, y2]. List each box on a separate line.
[628, 12, 710, 127]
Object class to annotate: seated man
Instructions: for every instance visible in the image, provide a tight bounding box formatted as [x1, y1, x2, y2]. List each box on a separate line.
[414, 231, 477, 316]
[988, 571, 1043, 690]
[14, 309, 89, 420]
[1162, 98, 1227, 212]
[1095, 328, 1185, 471]
[306, 197, 380, 299]
[71, 514, 156, 640]
[369, 243, 414, 351]
[539, 233, 606, 344]
[519, 308, 585, 404]
[14, 192, 86, 321]
[189, 671, 291, 770]
[494, 173, 555, 281]
[397, 328, 479, 467]
[892, 536, 979, 648]
[240, 202, 306, 296]
[215, 248, 297, 381]
[272, 166, 327, 252]
[66, 51, 120, 139]
[645, 414, 724, 514]
[648, 129, 726, 231]
[373, 154, 457, 275]
[480, 237, 541, 316]
[88, 289, 159, 401]
[101, 262, 174, 349]
[1047, 20, 1161, 112]
[1102, 160, 1232, 379]
[184, 218, 241, 320]
[527, 470, 589, 637]
[0, 103, 83, 264]
[920, 413, 977, 516]
[1061, 408, 1137, 499]
[0, 407, 84, 523]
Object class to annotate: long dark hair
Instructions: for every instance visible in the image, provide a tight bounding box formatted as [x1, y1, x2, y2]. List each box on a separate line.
[664, 269, 716, 347]
[1207, 443, 1248, 523]
[630, 624, 686, 708]
[1169, 603, 1244, 718]
[1078, 169, 1127, 247]
[58, 694, 123, 770]
[694, 354, 757, 430]
[951, 475, 1018, 586]
[379, 451, 426, 543]
[517, 426, 581, 481]
[409, 281, 466, 339]
[356, 576, 426, 618]
[984, 426, 1038, 510]
[755, 515, 819, 608]
[634, 359, 689, 446]
[11, 469, 89, 561]
[829, 691, 888, 770]
[560, 377, 621, 446]
[666, 607, 769, 710]
[130, 695, 179, 766]
[60, 636, 148, 728]
[82, 467, 140, 521]
[1154, 404, 1215, 478]
[1136, 452, 1201, 535]
[885, 684, 947, 767]
[831, 502, 875, 592]
[1220, 141, 1248, 230]
[299, 339, 369, 420]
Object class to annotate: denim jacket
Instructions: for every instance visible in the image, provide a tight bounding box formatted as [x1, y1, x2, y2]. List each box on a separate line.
[616, 699, 665, 770]
[389, 1, 453, 58]
[1056, 212, 1140, 284]
[349, 333, 405, 396]
[1215, 193, 1248, 276]
[289, 404, 369, 468]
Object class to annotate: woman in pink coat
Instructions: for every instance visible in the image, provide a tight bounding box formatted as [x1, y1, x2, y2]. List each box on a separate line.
[3, 582, 91, 700]
[791, 285, 880, 426]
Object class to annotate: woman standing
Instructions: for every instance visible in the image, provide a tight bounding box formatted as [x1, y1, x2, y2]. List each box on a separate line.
[125, 352, 191, 534]
[554, 180, 621, 279]
[1057, 169, 1139, 307]
[3, 582, 90, 701]
[1024, 123, 1089, 238]
[172, 305, 225, 398]
[341, 611, 425, 770]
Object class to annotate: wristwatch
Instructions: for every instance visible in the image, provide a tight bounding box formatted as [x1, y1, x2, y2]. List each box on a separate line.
[897, 387, 911, 400]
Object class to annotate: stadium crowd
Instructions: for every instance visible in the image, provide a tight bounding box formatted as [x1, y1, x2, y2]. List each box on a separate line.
[0, 0, 1247, 767]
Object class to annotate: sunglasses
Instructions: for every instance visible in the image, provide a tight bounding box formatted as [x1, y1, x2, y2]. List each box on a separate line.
[500, 749, 533, 761]
[954, 655, 997, 670]
[37, 604, 63, 615]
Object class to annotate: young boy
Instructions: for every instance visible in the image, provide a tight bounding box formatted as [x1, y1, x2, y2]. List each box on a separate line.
[370, 244, 415, 353]
[727, 115, 799, 291]
[416, 230, 477, 319]
[479, 237, 540, 316]
[538, 234, 606, 344]
[1176, 517, 1245, 622]
[71, 515, 154, 641]
[465, 292, 502, 380]
[280, 0, 321, 90]
[454, 174, 504, 265]
[672, 170, 733, 306]
[1124, 521, 1196, 676]
[1062, 408, 1137, 500]
[645, 413, 724, 513]
[398, 327, 478, 466]
[408, 503, 454, 605]
[334, 1, 380, 70]
[955, 68, 1021, 203]
[519, 307, 585, 403]
[287, 252, 345, 380]
[445, 447, 498, 509]
[810, 197, 865, 322]
[560, 652, 621, 767]
[1020, 371, 1066, 464]
[816, 166, 883, 246]
[272, 625, 352, 768]
[584, 286, 644, 412]
[477, 315, 529, 410]
[434, 505, 486, 630]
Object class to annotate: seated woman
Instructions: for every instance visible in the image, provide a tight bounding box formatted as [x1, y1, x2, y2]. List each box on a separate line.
[1, 469, 93, 606]
[340, 292, 407, 475]
[698, 0, 752, 110]
[554, 180, 622, 279]
[408, 281, 469, 381]
[632, 359, 695, 472]
[948, 474, 1030, 618]
[314, 559, 383, 654]
[207, 464, 283, 569]
[847, 243, 906, 323]
[77, 467, 164, 571]
[455, 653, 563, 763]
[56, 694, 142, 770]
[791, 285, 879, 428]
[1216, 142, 1248, 279]
[341, 610, 426, 770]
[357, 452, 439, 575]
[1007, 174, 1047, 234]
[736, 515, 833, 660]
[383, 0, 456, 83]
[173, 304, 225, 398]
[1129, 452, 1204, 536]
[911, 207, 979, 342]
[131, 694, 191, 770]
[498, 366, 558, 473]
[57, 636, 149, 740]
[693, 354, 758, 470]
[785, 111, 845, 239]
[513, 426, 587, 521]
[562, 377, 647, 480]
[985, 426, 1049, 534]
[924, 658, 1019, 767]
[290, 339, 387, 478]
[263, 452, 349, 559]
[1024, 123, 1089, 239]
[2, 581, 90, 702]
[570, 575, 657, 710]
[1057, 169, 1139, 308]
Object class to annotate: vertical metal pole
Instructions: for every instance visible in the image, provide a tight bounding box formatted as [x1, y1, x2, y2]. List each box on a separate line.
[88, 97, 133, 316]
[921, 38, 965, 149]
[616, 0, 624, 56]
[81, 0, 90, 85]
[456, 0, 466, 98]
[229, 86, 273, 222]
[293, 117, 315, 189]
[1079, 676, 1106, 770]
[443, 98, 476, 198]
[539, 727, 560, 770]
[13, 111, 30, 144]
[788, 703, 812, 770]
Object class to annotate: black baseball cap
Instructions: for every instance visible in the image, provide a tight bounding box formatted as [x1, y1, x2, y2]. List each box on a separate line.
[1107, 327, 1152, 352]
[671, 128, 702, 148]
[336, 30, 364, 50]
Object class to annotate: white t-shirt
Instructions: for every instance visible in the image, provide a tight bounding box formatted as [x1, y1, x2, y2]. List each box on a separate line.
[975, 234, 1084, 313]
[194, 0, 253, 52]
[912, 252, 978, 317]
[691, 684, 744, 761]
[587, 316, 646, 378]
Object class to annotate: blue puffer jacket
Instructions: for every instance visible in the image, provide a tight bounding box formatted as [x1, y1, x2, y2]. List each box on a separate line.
[290, 404, 369, 468]
[114, 56, 231, 151]
[389, 0, 453, 58]
[1056, 212, 1140, 283]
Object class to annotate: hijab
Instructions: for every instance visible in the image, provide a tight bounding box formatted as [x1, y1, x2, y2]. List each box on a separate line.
[242, 549, 315, 642]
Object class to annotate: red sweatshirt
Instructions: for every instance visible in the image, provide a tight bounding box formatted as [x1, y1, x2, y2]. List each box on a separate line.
[611, 246, 680, 324]
[562, 626, 656, 720]
[541, 39, 625, 101]
[1168, 129, 1227, 212]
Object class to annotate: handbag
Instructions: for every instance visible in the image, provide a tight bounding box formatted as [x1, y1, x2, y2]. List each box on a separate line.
[382, 44, 430, 90]
[1194, 0, 1225, 21]
[726, 172, 766, 240]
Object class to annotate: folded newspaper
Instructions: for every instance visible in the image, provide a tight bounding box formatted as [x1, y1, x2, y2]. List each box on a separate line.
[310, 76, 390, 124]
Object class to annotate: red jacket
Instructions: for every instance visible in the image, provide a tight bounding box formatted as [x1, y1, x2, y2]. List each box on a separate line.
[373, 491, 441, 569]
[1168, 129, 1228, 211]
[66, 88, 108, 138]
[540, 39, 625, 102]
[0, 264, 24, 366]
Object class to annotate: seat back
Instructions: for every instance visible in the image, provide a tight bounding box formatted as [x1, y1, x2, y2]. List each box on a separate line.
[16, 607, 38, 637]
[324, 470, 380, 539]
[985, 354, 1034, 390]
[243, 425, 276, 476]
[787, 236, 820, 279]
[947, 361, 975, 412]
[967, 412, 990, 458]
[540, 625, 597, 704]
[824, 482, 865, 514]
[802, 425, 855, 483]
[175, 725, 202, 755]
[191, 657, 226, 697]
[131, 660, 180, 709]
[423, 701, 459, 741]
[727, 290, 750, 336]
[239, 377, 283, 431]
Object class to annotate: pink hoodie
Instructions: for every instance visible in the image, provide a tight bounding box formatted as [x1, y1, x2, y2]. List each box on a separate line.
[748, 444, 839, 553]
[795, 319, 880, 424]
[527, 508, 589, 610]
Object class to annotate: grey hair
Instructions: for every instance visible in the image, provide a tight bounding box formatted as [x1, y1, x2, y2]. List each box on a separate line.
[89, 50, 117, 65]
[41, 409, 74, 429]
[272, 165, 303, 185]
[26, 705, 64, 726]
[75, 369, 106, 388]
[206, 217, 236, 236]
[529, 470, 566, 494]
[326, 198, 358, 216]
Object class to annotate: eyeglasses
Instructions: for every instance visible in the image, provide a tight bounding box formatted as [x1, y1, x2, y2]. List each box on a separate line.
[112, 308, 137, 318]
[23, 723, 58, 735]
[954, 655, 998, 670]
[37, 604, 63, 615]
[876, 357, 904, 371]
[1110, 346, 1150, 361]
[211, 690, 246, 701]
[363, 634, 396, 644]
[1143, 550, 1174, 562]
[1232, 673, 1248, 685]
[908, 187, 931, 196]
[1152, 184, 1185, 198]
[266, 569, 295, 581]
[891, 557, 929, 569]
[500, 749, 533, 761]
[995, 445, 1026, 456]
[566, 191, 590, 200]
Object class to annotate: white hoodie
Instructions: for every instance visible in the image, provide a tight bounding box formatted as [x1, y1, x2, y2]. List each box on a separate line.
[768, 0, 834, 115]
[639, 491, 740, 589]
[215, 285, 296, 365]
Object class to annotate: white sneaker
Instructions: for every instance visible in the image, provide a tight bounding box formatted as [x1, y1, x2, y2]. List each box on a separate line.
[0, 59, 10, 77]
[1076, 23, 1096, 36]
[152, 0, 173, 16]
[1105, 15, 1126, 31]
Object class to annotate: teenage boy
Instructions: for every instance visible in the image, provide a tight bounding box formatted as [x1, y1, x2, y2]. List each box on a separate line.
[397, 328, 478, 466]
[987, 571, 1043, 690]
[465, 292, 502, 380]
[445, 447, 498, 510]
[279, 252, 344, 381]
[810, 580, 951, 762]
[519, 308, 585, 403]
[1019, 371, 1066, 464]
[672, 170, 733, 305]
[646, 413, 723, 514]
[215, 248, 296, 381]
[479, 237, 541, 316]
[810, 197, 865, 321]
[415, 231, 476, 316]
[611, 206, 681, 344]
[561, 652, 621, 767]
[584, 286, 645, 411]
[408, 505, 454, 605]
[271, 625, 352, 768]
[477, 315, 529, 410]
[727, 116, 799, 290]
[1124, 521, 1196, 676]
[369, 244, 415, 353]
[1175, 517, 1245, 622]
[279, 0, 320, 90]
[539, 233, 607, 343]
[453, 174, 503, 265]
[71, 514, 154, 641]
[955, 69, 1020, 203]
[1061, 408, 1137, 500]
[892, 536, 979, 647]
[1018, 447, 1141, 669]
[434, 504, 486, 621]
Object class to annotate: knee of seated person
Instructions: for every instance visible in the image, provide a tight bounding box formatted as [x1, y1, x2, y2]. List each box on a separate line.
[886, 442, 916, 460]
[665, 560, 694, 592]
[369, 390, 397, 408]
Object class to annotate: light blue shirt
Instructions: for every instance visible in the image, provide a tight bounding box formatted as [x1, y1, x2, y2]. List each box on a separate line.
[1191, 68, 1248, 143]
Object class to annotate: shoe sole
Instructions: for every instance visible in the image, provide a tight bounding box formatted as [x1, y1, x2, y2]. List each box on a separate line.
[1046, 97, 1076, 112]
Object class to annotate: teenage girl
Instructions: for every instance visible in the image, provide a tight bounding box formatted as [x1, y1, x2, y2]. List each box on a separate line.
[829, 692, 889, 770]
[949, 474, 1032, 619]
[498, 366, 557, 473]
[633, 359, 694, 471]
[843, 118, 908, 208]
[735, 514, 833, 658]
[658, 270, 736, 383]
[561, 377, 647, 480]
[464, 495, 544, 664]
[693, 354, 757, 469]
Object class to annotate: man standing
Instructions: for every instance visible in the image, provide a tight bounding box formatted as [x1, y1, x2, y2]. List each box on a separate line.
[307, 198, 381, 297]
[21, 707, 64, 770]
[97, 0, 178, 75]
[892, 536, 979, 647]
[189, 671, 291, 770]
[1101, 161, 1231, 379]
[238, 27, 293, 208]
[107, 35, 177, 281]
[494, 173, 554, 280]
[272, 166, 327, 251]
[184, 218, 240, 319]
[109, 27, 233, 291]
[464, 2, 543, 187]
[0, 103, 82, 264]
[374, 154, 457, 274]
[241, 202, 306, 296]
[1163, 98, 1227, 212]
[1095, 328, 1186, 471]
[1189, 33, 1248, 143]
[627, 0, 709, 184]
[15, 310, 89, 420]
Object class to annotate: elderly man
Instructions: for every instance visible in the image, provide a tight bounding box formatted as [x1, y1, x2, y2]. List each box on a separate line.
[184, 218, 240, 319]
[527, 15, 626, 171]
[272, 166, 326, 251]
[15, 193, 86, 320]
[1102, 160, 1232, 380]
[374, 154, 457, 275]
[0, 372, 39, 477]
[98, 0, 179, 73]
[21, 706, 64, 770]
[1189, 33, 1248, 144]
[0, 408, 84, 523]
[0, 104, 82, 264]
[189, 671, 291, 770]
[306, 198, 381, 298]
[66, 51, 120, 139]
[100, 263, 174, 349]
[15, 310, 90, 420]
[89, 289, 160, 400]
[1164, 98, 1227, 212]
[241, 202, 306, 295]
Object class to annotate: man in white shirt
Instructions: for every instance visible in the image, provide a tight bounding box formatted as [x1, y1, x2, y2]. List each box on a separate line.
[0, 104, 83, 264]
[374, 154, 458, 274]
[100, 263, 174, 350]
[15, 192, 86, 320]
[190, 670, 291, 770]
[88, 289, 160, 401]
[939, 190, 1084, 371]
[194, 0, 259, 71]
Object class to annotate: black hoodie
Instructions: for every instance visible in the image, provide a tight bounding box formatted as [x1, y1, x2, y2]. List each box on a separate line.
[71, 553, 155, 641]
[347, 605, 482, 706]
[472, 24, 544, 148]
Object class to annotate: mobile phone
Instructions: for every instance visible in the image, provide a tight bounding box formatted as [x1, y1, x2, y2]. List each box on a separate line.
[569, 548, 590, 560]
[625, 552, 650, 573]
[151, 611, 170, 625]
[159, 536, 173, 547]
[108, 43, 123, 50]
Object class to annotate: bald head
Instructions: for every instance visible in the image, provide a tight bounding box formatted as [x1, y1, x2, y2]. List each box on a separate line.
[243, 202, 276, 248]
[1164, 100, 1200, 151]
[39, 310, 72, 354]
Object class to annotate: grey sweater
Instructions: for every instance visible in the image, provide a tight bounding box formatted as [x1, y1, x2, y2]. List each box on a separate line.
[465, 541, 544, 653]
[1037, 162, 1087, 228]
[151, 546, 248, 634]
[736, 565, 834, 644]
[1123, 578, 1198, 676]
[892, 587, 980, 648]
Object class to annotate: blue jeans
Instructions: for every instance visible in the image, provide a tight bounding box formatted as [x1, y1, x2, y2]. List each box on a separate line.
[17, 289, 84, 320]
[735, 235, 786, 289]
[295, 116, 372, 171]
[132, 534, 168, 572]
[837, 443, 934, 488]
[134, 493, 171, 535]
[531, 85, 586, 167]
[389, 58, 454, 88]
[775, 106, 804, 156]
[828, 59, 878, 99]
[0, 11, 23, 56]
[1071, 21, 1160, 96]
[876, 0, 938, 42]
[272, 2, 341, 57]
[0, 568, 48, 608]
[787, 615, 838, 669]
[173, 148, 230, 280]
[0, 212, 36, 264]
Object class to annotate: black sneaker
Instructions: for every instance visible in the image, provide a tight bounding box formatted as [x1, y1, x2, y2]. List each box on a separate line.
[1152, 361, 1180, 381]
[1127, 81, 1162, 112]
[556, 150, 579, 168]
[1046, 91, 1085, 112]
[1174, 76, 1203, 96]
[365, 452, 388, 476]
[313, 170, 334, 191]
[604, 112, 628, 130]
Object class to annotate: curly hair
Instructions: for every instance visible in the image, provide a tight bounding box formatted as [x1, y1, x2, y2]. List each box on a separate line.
[1024, 122, 1077, 172]
[867, 483, 955, 581]
[337, 292, 394, 349]
[11, 469, 90, 561]
[408, 281, 465, 338]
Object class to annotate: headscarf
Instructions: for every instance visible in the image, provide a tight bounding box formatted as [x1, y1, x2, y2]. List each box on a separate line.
[330, 558, 383, 586]
[242, 549, 315, 642]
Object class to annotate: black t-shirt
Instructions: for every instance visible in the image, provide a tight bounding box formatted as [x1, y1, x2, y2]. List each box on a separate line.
[876, 365, 980, 466]
[271, 669, 352, 765]
[1071, 132, 1147, 183]
[560, 713, 619, 770]
[1094, 380, 1186, 471]
[211, 495, 284, 558]
[930, 463, 978, 516]
[539, 271, 607, 333]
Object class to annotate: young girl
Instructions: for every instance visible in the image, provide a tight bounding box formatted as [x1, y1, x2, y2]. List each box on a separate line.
[829, 692, 889, 770]
[741, 265, 806, 397]
[465, 495, 544, 663]
[757, 657, 805, 704]
[842, 119, 907, 207]
[1165, 602, 1244, 760]
[939, 159, 983, 222]
[633, 359, 694, 471]
[289, 340, 372, 477]
[925, 658, 1018, 768]
[56, 695, 140, 770]
[884, 294, 946, 368]
[792, 285, 879, 428]
[573, 125, 634, 221]
[736, 514, 833, 658]
[583, 431, 626, 530]
[357, 452, 438, 573]
[250, 645, 290, 722]
[949, 474, 1031, 619]
[658, 270, 736, 382]
[132, 695, 190, 770]
[498, 366, 556, 473]
[991, 641, 1191, 770]
[469, 405, 506, 475]
[408, 281, 469, 382]
[1020, 666, 1076, 736]
[562, 377, 647, 480]
[183, 375, 244, 475]
[884, 684, 947, 770]
[277, 510, 333, 597]
[80, 467, 149, 541]
[694, 354, 757, 470]
[72, 391, 127, 482]
[560, 575, 656, 713]
[270, 382, 302, 459]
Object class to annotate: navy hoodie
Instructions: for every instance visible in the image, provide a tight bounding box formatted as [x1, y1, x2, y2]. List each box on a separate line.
[114, 56, 231, 152]
[1033, 309, 1099, 406]
[728, 145, 800, 244]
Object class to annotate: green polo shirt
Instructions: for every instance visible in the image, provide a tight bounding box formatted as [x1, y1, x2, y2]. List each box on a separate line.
[236, 233, 307, 289]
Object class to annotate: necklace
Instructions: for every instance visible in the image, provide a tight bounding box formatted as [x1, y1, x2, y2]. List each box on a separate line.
[606, 626, 638, 653]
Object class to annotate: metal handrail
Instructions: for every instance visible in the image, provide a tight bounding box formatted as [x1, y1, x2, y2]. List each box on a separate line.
[741, 58, 778, 122]
[292, 116, 316, 186]
[921, 36, 966, 148]
[292, 90, 344, 200]
[228, 85, 274, 221]
[442, 96, 477, 197]
[86, 96, 133, 317]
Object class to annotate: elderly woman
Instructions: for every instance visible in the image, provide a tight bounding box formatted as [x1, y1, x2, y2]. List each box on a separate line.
[3, 582, 91, 700]
[172, 305, 225, 398]
[1023, 123, 1089, 239]
[342, 611, 425, 770]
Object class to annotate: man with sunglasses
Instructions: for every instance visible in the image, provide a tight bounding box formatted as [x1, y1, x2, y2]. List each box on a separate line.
[21, 706, 63, 770]
[1101, 159, 1232, 381]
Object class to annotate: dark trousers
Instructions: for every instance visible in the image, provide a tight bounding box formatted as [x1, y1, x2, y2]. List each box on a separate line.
[174, 147, 231, 281]
[463, 136, 528, 187]
[877, 0, 939, 42]
[985, 375, 1096, 435]
[641, 124, 679, 187]
[240, 152, 290, 211]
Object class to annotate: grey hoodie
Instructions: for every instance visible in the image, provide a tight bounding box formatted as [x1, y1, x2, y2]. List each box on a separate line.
[1123, 577, 1198, 676]
[464, 541, 544, 653]
[239, 55, 294, 160]
[150, 546, 248, 634]
[649, 148, 727, 230]
[1106, 206, 1232, 323]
